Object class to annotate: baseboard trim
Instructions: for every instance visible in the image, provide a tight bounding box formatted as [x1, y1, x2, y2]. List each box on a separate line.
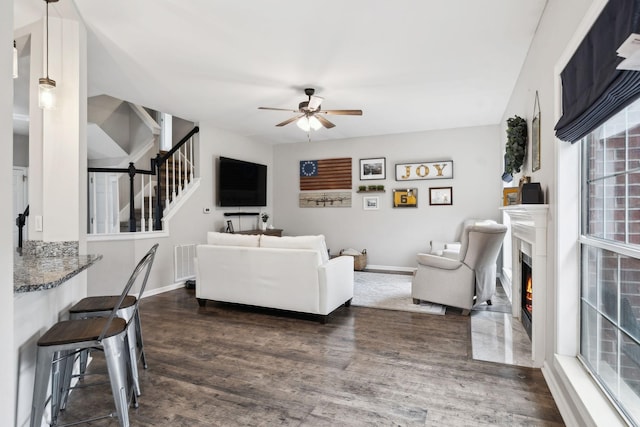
[139, 282, 185, 299]
[363, 265, 416, 275]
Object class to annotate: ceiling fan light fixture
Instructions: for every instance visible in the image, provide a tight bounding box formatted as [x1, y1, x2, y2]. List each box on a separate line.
[297, 115, 322, 132]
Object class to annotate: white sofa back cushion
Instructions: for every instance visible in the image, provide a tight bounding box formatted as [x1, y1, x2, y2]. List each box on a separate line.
[207, 231, 260, 247]
[260, 234, 329, 263]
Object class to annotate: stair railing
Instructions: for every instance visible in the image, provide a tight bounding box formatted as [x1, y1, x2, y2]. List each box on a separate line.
[87, 125, 199, 234]
[16, 205, 29, 254]
[88, 163, 155, 232]
[152, 126, 199, 230]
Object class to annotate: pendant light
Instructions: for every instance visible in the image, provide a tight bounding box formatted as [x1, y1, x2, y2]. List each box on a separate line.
[38, 0, 58, 109]
[13, 40, 18, 78]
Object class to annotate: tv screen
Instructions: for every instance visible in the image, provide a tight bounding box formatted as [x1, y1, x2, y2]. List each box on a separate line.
[218, 157, 267, 207]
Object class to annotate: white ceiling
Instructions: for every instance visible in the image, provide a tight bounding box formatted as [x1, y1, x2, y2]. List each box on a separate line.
[14, 0, 547, 144]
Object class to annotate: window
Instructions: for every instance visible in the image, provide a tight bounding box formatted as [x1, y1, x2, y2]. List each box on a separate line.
[581, 97, 640, 425]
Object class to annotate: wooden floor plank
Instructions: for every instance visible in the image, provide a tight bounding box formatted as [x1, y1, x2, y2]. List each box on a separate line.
[54, 288, 564, 426]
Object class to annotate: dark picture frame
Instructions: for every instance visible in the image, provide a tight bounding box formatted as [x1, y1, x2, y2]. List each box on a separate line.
[226, 220, 234, 233]
[429, 187, 453, 206]
[360, 157, 386, 180]
[532, 91, 541, 172]
[392, 188, 418, 208]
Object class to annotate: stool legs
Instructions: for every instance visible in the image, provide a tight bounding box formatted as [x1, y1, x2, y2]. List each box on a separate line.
[134, 311, 147, 369]
[31, 336, 133, 427]
[104, 335, 131, 427]
[30, 347, 55, 427]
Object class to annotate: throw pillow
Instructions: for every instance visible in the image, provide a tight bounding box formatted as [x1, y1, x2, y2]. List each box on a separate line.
[260, 234, 329, 263]
[207, 231, 260, 247]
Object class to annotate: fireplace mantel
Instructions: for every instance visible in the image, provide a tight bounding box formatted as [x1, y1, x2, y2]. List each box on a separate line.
[500, 204, 549, 367]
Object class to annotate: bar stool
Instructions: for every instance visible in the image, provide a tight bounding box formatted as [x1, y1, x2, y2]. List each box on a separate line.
[31, 244, 158, 427]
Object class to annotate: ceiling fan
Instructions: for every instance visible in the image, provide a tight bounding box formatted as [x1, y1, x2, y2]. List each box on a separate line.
[259, 88, 362, 131]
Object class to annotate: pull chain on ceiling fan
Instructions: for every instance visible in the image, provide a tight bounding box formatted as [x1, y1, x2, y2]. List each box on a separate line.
[259, 88, 363, 132]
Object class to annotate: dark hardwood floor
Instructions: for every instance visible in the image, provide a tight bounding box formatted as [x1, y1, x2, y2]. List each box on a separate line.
[56, 288, 564, 426]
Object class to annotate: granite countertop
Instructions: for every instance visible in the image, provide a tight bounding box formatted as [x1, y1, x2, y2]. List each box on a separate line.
[14, 254, 103, 294]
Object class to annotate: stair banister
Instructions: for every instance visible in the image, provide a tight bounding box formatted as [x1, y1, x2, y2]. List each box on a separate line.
[152, 125, 199, 230]
[88, 163, 154, 232]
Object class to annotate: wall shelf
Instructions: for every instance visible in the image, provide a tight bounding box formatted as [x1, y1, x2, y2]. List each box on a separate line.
[356, 190, 386, 193]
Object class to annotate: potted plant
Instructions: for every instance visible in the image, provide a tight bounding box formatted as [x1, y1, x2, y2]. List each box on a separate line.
[260, 212, 269, 230]
[504, 115, 527, 178]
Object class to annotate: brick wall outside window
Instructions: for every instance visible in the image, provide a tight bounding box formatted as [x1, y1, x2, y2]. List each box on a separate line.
[582, 99, 640, 423]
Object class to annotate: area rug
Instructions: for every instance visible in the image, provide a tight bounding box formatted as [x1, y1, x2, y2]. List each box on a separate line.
[353, 271, 446, 315]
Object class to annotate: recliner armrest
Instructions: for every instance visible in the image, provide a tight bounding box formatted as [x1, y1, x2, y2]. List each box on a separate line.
[416, 253, 463, 270]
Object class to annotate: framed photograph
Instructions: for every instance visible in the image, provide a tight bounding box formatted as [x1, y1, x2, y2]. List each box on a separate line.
[363, 196, 379, 210]
[360, 157, 386, 180]
[532, 91, 541, 172]
[226, 220, 234, 233]
[503, 187, 519, 206]
[429, 187, 452, 206]
[392, 188, 418, 208]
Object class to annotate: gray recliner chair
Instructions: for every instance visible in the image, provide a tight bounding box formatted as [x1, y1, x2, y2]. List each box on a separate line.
[411, 220, 507, 314]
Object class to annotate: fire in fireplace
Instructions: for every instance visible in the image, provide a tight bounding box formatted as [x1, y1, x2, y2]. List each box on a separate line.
[521, 252, 532, 340]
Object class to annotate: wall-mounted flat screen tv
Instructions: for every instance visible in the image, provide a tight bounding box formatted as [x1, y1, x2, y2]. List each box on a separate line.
[218, 157, 267, 207]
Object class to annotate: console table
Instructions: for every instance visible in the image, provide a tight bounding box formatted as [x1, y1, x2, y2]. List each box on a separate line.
[236, 228, 283, 237]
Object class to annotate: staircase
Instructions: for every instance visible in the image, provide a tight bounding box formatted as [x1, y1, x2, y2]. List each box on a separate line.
[118, 151, 194, 232]
[90, 125, 200, 234]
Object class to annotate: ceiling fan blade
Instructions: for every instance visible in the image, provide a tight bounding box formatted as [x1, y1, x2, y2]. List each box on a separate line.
[320, 109, 363, 116]
[308, 96, 324, 111]
[276, 114, 305, 127]
[315, 115, 335, 129]
[259, 107, 300, 113]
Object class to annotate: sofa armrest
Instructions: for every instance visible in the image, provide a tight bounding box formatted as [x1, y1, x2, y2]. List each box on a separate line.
[416, 253, 463, 270]
[317, 256, 354, 314]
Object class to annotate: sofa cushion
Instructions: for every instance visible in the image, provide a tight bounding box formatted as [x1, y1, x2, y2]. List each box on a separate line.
[207, 231, 260, 247]
[260, 234, 329, 263]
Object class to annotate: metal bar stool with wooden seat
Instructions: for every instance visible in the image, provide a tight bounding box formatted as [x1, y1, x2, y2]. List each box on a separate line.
[67, 244, 158, 397]
[30, 244, 158, 427]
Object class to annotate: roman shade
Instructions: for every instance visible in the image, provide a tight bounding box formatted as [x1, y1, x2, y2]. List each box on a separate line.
[555, 0, 640, 143]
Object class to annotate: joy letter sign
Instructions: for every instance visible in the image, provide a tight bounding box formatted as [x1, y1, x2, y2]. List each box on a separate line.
[395, 161, 453, 181]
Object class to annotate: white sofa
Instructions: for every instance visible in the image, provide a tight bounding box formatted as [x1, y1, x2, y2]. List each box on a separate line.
[195, 232, 354, 322]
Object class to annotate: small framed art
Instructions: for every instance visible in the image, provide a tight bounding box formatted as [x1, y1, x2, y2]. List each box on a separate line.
[503, 187, 518, 206]
[363, 196, 379, 210]
[429, 187, 452, 206]
[393, 188, 418, 207]
[360, 157, 386, 180]
[226, 220, 234, 233]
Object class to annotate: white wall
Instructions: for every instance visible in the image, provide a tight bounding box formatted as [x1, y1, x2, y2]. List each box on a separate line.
[273, 125, 502, 268]
[13, 133, 28, 166]
[2, 0, 16, 422]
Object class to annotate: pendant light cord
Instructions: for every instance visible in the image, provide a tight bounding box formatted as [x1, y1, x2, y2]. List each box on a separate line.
[45, 0, 49, 79]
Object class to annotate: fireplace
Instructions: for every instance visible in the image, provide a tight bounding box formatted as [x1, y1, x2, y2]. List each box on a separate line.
[501, 204, 548, 367]
[521, 252, 532, 340]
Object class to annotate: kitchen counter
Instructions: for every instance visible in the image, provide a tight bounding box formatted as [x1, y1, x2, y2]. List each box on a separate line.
[14, 253, 103, 293]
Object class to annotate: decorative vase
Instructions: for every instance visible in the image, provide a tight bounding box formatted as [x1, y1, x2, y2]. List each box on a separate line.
[261, 222, 267, 231]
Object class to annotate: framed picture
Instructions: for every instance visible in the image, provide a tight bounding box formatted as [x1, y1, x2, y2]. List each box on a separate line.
[363, 196, 379, 210]
[392, 188, 418, 208]
[503, 187, 519, 206]
[360, 157, 386, 180]
[429, 187, 453, 206]
[395, 160, 453, 181]
[532, 91, 541, 172]
[226, 220, 234, 233]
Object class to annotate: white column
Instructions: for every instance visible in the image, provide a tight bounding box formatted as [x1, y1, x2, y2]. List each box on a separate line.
[1, 0, 16, 424]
